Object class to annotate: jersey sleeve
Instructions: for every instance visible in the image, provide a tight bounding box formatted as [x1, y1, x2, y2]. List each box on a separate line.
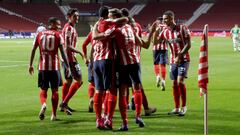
[64, 26, 73, 47]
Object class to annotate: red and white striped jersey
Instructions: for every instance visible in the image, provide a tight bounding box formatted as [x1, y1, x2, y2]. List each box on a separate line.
[33, 30, 64, 71]
[62, 23, 78, 62]
[112, 24, 140, 65]
[159, 24, 190, 64]
[153, 24, 168, 51]
[92, 19, 116, 61]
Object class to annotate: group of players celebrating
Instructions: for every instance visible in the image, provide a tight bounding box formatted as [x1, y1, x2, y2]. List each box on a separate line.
[29, 6, 191, 131]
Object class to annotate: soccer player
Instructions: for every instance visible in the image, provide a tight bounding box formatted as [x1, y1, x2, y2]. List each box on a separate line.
[121, 8, 157, 116]
[95, 8, 157, 130]
[153, 10, 191, 116]
[60, 8, 83, 115]
[36, 23, 46, 34]
[152, 17, 168, 90]
[29, 17, 70, 121]
[230, 24, 240, 51]
[82, 31, 95, 112]
[91, 6, 115, 129]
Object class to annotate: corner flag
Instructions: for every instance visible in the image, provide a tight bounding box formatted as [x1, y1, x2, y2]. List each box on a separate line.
[198, 24, 209, 96]
[198, 24, 209, 135]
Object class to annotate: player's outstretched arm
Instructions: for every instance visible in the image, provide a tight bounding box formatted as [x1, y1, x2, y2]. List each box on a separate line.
[113, 17, 129, 24]
[141, 23, 157, 49]
[29, 43, 38, 75]
[92, 21, 107, 40]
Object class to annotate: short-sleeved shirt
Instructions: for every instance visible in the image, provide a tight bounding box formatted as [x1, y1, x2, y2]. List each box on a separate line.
[112, 24, 140, 65]
[153, 24, 168, 51]
[159, 24, 190, 64]
[92, 19, 116, 61]
[230, 27, 240, 38]
[62, 23, 78, 62]
[33, 30, 64, 70]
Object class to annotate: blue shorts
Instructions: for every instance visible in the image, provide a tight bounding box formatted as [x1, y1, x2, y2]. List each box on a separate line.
[93, 59, 112, 90]
[119, 63, 142, 85]
[88, 62, 94, 83]
[153, 50, 168, 65]
[38, 70, 62, 90]
[62, 62, 82, 80]
[169, 62, 189, 80]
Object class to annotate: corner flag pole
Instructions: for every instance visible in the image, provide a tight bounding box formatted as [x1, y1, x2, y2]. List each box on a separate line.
[198, 24, 209, 135]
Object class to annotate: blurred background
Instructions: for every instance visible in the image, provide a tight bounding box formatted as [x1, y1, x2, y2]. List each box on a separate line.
[0, 0, 239, 38]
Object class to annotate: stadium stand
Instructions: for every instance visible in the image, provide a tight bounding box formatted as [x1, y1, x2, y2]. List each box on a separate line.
[0, 0, 239, 35]
[134, 1, 202, 28]
[69, 3, 134, 16]
[0, 3, 66, 31]
[0, 10, 36, 32]
[189, 0, 240, 31]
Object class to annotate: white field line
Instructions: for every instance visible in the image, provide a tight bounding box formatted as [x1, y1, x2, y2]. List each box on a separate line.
[0, 60, 28, 68]
[0, 60, 29, 63]
[0, 64, 28, 68]
[0, 60, 28, 63]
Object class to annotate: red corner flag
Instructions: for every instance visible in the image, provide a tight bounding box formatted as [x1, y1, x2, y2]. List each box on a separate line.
[198, 24, 209, 97]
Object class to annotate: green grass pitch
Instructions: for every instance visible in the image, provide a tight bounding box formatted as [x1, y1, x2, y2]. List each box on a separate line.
[0, 37, 240, 135]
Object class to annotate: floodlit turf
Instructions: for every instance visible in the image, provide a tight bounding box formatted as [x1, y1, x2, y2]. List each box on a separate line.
[0, 37, 240, 135]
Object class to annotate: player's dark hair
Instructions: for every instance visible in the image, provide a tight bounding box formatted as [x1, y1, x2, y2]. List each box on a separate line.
[157, 17, 163, 21]
[48, 17, 60, 25]
[67, 8, 79, 16]
[121, 8, 129, 17]
[99, 6, 110, 18]
[163, 10, 175, 18]
[109, 8, 122, 18]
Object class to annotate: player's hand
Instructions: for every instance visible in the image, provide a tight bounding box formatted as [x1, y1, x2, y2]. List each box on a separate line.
[150, 21, 158, 32]
[78, 52, 84, 59]
[29, 66, 34, 75]
[84, 58, 90, 66]
[174, 53, 183, 64]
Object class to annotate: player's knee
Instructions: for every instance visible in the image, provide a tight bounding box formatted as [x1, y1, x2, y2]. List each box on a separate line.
[65, 79, 73, 85]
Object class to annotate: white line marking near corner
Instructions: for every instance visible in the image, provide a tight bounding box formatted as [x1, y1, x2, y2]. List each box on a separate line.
[0, 60, 28, 63]
[0, 64, 28, 68]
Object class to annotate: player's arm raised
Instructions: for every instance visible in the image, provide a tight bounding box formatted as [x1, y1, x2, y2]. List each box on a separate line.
[140, 22, 157, 49]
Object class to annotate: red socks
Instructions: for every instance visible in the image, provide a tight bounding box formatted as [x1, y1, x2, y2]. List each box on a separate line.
[154, 65, 160, 76]
[94, 92, 104, 119]
[173, 81, 180, 109]
[119, 95, 128, 125]
[107, 88, 117, 119]
[179, 83, 187, 107]
[88, 82, 95, 98]
[51, 90, 59, 116]
[62, 82, 70, 101]
[39, 89, 47, 105]
[134, 90, 142, 117]
[160, 64, 166, 80]
[63, 82, 82, 104]
[103, 91, 109, 116]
